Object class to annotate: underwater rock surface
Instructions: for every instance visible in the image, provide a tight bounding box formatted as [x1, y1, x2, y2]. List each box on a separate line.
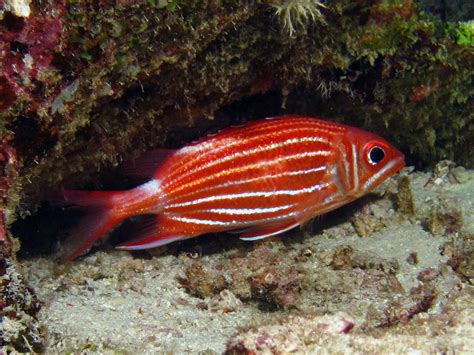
[1, 0, 473, 351]
[17, 167, 474, 353]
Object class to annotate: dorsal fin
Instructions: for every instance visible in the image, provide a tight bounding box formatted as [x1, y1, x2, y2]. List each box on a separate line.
[121, 148, 177, 179]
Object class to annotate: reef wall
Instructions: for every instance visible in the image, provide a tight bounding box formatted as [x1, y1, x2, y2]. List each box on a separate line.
[0, 0, 473, 351]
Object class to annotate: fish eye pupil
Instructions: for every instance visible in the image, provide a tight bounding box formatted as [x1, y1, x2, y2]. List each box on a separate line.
[368, 146, 385, 165]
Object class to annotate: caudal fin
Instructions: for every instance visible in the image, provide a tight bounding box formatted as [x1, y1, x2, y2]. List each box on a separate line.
[59, 190, 124, 262]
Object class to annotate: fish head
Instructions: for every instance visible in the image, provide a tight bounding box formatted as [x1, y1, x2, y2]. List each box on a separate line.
[342, 127, 405, 198]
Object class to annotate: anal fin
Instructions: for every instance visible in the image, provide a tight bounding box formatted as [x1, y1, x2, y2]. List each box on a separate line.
[115, 215, 184, 250]
[238, 221, 300, 241]
[116, 235, 184, 250]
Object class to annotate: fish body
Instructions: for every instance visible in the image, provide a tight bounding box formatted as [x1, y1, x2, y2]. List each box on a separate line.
[61, 115, 405, 260]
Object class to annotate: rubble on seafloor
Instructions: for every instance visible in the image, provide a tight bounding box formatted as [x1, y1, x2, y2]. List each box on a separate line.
[11, 163, 473, 353]
[1, 0, 473, 352]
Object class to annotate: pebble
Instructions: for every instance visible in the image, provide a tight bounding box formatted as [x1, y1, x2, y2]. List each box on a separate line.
[452, 167, 471, 184]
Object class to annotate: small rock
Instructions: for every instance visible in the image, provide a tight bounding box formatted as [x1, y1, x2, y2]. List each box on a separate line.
[452, 166, 471, 184]
[3, 0, 31, 18]
[209, 289, 243, 313]
[417, 268, 439, 282]
[406, 252, 419, 265]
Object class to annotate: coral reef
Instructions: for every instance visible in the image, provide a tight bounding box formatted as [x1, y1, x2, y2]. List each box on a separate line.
[17, 166, 474, 353]
[225, 288, 473, 353]
[0, 0, 473, 351]
[0, 255, 42, 352]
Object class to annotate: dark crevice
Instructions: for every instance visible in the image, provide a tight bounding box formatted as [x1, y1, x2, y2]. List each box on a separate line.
[10, 41, 29, 55]
[7, 116, 58, 169]
[0, 12, 25, 33]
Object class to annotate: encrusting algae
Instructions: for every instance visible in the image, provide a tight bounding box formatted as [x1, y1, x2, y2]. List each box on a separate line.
[0, 0, 473, 352]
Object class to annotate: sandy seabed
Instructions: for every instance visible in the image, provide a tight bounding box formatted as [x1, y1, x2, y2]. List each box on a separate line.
[18, 165, 474, 353]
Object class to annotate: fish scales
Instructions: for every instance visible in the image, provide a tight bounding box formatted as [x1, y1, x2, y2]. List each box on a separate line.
[161, 119, 342, 188]
[167, 162, 330, 209]
[164, 137, 334, 204]
[162, 141, 336, 227]
[58, 115, 405, 260]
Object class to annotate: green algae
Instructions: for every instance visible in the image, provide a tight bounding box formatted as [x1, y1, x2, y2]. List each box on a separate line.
[1, 2, 473, 350]
[448, 20, 474, 46]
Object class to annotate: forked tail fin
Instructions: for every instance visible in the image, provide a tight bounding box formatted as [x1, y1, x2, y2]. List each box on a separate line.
[58, 190, 125, 262]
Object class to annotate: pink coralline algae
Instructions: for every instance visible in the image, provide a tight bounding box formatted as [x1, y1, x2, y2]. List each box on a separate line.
[0, 139, 17, 251]
[0, 4, 64, 111]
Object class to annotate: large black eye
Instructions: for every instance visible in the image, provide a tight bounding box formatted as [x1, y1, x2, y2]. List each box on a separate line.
[368, 146, 385, 165]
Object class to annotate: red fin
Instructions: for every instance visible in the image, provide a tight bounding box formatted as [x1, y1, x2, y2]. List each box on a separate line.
[116, 216, 185, 250]
[58, 190, 124, 261]
[61, 190, 116, 207]
[239, 221, 300, 241]
[116, 235, 184, 250]
[121, 148, 176, 179]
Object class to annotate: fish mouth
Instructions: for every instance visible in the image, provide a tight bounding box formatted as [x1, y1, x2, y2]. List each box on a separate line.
[391, 155, 405, 173]
[383, 156, 406, 181]
[361, 155, 406, 194]
[379, 155, 406, 184]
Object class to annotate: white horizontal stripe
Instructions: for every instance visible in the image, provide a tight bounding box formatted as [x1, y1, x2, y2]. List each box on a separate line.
[204, 204, 294, 215]
[165, 134, 332, 189]
[276, 165, 327, 176]
[295, 190, 350, 219]
[165, 122, 341, 201]
[322, 193, 338, 205]
[174, 119, 344, 165]
[169, 216, 229, 226]
[113, 179, 161, 206]
[167, 188, 346, 230]
[169, 211, 299, 226]
[314, 122, 346, 131]
[167, 150, 332, 200]
[173, 124, 329, 167]
[168, 165, 328, 203]
[167, 181, 332, 209]
[213, 165, 327, 191]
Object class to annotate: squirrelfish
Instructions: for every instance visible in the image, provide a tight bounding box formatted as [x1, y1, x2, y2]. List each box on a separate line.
[60, 115, 405, 260]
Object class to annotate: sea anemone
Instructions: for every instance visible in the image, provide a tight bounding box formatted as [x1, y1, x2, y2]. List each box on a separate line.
[272, 0, 327, 37]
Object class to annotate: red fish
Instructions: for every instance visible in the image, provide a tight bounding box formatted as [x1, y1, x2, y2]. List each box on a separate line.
[60, 115, 405, 260]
